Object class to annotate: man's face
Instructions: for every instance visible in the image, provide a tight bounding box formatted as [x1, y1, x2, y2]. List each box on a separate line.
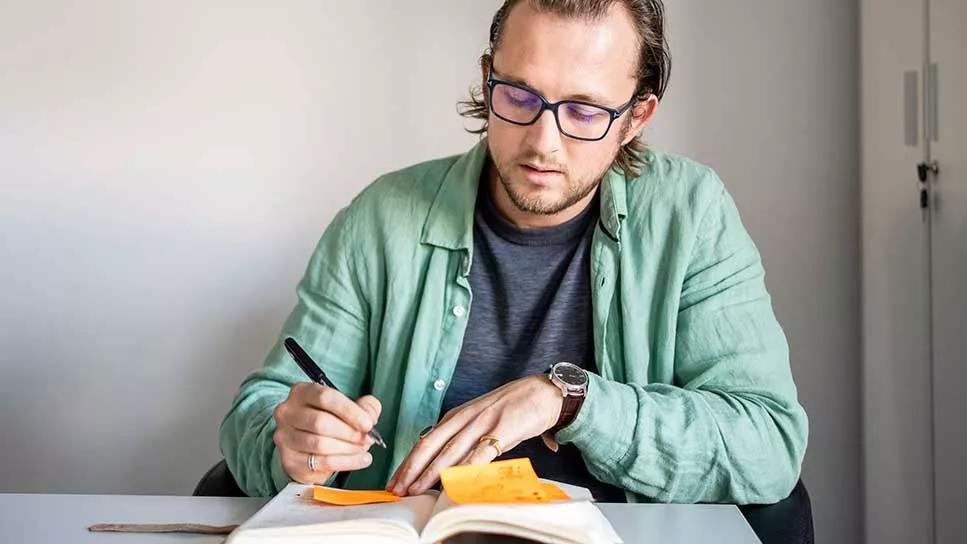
[485, 2, 654, 218]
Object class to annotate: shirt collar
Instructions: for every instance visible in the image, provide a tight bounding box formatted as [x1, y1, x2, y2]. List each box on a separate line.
[598, 165, 627, 240]
[420, 138, 627, 250]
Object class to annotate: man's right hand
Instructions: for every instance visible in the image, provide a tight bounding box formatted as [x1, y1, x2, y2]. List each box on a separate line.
[272, 382, 381, 484]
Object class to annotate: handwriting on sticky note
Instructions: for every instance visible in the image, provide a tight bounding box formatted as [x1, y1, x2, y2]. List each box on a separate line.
[311, 486, 400, 506]
[440, 458, 570, 504]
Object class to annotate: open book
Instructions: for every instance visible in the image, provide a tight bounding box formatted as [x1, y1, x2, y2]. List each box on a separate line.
[225, 481, 622, 544]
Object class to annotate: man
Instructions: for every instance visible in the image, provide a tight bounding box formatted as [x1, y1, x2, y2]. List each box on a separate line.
[220, 0, 808, 504]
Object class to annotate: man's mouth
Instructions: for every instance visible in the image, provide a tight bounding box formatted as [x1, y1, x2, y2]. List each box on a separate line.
[520, 163, 564, 186]
[522, 163, 562, 174]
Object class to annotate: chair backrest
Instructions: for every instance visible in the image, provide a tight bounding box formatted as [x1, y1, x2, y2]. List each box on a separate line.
[738, 479, 815, 544]
[193, 459, 245, 497]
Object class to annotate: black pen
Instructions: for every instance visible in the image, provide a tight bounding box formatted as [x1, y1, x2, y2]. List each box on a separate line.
[283, 336, 387, 448]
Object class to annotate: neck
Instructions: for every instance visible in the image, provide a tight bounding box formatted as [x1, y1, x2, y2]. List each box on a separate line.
[487, 162, 598, 229]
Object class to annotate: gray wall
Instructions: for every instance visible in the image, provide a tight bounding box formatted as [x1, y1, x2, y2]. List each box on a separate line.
[653, 3, 861, 543]
[0, 0, 500, 496]
[0, 1, 860, 542]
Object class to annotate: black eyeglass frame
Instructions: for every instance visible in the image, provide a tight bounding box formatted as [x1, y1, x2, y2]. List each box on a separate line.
[486, 66, 638, 142]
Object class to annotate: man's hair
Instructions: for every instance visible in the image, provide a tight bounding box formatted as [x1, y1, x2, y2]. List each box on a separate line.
[458, 0, 671, 179]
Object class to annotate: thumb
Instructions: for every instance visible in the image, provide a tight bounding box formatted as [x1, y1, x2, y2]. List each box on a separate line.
[356, 395, 382, 426]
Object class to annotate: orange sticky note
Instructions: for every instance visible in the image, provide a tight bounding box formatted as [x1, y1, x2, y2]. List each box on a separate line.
[540, 481, 571, 501]
[440, 458, 570, 504]
[311, 485, 400, 506]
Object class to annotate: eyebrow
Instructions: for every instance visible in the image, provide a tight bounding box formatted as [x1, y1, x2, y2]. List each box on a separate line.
[493, 68, 615, 106]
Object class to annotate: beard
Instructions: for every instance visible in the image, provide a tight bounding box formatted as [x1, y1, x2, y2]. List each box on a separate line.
[494, 160, 601, 215]
[488, 123, 629, 216]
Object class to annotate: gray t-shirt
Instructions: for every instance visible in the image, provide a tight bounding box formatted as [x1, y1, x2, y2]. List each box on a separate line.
[440, 181, 626, 503]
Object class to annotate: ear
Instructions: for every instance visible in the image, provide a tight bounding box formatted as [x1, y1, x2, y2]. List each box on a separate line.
[480, 56, 492, 109]
[620, 94, 659, 147]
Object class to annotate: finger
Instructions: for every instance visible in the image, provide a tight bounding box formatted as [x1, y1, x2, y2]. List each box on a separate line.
[285, 429, 369, 456]
[408, 433, 479, 496]
[386, 419, 465, 495]
[298, 383, 374, 433]
[461, 439, 502, 466]
[355, 395, 382, 426]
[278, 446, 335, 485]
[284, 451, 375, 483]
[388, 407, 488, 495]
[313, 451, 374, 473]
[286, 406, 369, 444]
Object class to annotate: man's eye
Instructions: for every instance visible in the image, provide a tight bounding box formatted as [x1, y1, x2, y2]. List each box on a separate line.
[506, 90, 538, 107]
[564, 104, 606, 124]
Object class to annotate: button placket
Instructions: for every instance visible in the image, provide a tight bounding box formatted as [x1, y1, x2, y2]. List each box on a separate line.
[425, 270, 471, 423]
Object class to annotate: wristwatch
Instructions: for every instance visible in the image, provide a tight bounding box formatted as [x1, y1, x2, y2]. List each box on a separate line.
[546, 362, 588, 434]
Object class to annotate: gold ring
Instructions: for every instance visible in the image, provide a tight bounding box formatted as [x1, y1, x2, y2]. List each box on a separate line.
[478, 435, 502, 457]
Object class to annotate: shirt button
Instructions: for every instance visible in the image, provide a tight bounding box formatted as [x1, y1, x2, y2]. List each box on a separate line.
[452, 305, 466, 317]
[433, 379, 446, 391]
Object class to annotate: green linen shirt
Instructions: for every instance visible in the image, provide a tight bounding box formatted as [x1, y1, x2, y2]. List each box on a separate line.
[219, 139, 808, 504]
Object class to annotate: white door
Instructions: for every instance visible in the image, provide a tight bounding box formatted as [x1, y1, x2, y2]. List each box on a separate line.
[928, 0, 967, 542]
[861, 0, 935, 543]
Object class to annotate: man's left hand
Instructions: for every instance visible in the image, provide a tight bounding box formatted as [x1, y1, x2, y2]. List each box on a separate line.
[385, 374, 563, 496]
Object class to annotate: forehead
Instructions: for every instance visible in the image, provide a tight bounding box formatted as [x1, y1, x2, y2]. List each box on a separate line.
[492, 2, 639, 104]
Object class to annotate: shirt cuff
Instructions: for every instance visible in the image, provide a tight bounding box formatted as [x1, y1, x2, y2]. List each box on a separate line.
[553, 372, 637, 466]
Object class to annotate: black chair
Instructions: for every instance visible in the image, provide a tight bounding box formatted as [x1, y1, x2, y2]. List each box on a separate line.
[194, 459, 245, 497]
[738, 479, 814, 544]
[195, 459, 814, 544]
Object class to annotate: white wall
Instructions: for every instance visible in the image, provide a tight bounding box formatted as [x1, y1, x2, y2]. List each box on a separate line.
[1, 1, 860, 542]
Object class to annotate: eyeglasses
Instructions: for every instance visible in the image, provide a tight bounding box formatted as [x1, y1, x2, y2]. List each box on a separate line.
[486, 66, 637, 142]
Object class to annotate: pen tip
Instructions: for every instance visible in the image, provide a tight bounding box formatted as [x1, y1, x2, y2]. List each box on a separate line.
[370, 429, 387, 449]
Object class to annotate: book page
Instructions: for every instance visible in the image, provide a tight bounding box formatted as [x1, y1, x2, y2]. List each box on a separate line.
[226, 483, 439, 544]
[421, 480, 621, 544]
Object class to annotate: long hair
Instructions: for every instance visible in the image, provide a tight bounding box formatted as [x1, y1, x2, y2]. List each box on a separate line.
[458, 0, 671, 179]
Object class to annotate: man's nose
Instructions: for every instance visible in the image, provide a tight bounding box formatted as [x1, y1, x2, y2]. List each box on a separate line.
[523, 109, 562, 156]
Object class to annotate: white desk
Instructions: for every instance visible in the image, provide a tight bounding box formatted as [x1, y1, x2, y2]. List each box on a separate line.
[0, 492, 761, 543]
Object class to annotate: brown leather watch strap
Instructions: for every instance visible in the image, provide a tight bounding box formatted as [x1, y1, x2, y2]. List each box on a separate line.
[551, 392, 584, 433]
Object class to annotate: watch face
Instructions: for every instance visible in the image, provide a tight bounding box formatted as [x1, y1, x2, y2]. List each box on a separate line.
[553, 362, 588, 387]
